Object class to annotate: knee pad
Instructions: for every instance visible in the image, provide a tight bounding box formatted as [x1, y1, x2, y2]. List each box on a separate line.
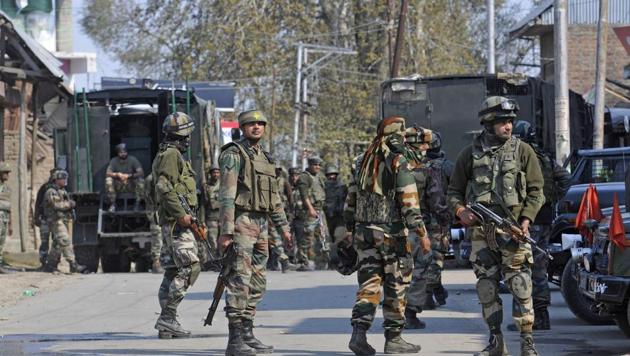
[507, 273, 532, 300]
[476, 278, 499, 305]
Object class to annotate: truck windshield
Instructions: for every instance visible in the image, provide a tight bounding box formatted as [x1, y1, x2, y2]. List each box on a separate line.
[577, 156, 630, 183]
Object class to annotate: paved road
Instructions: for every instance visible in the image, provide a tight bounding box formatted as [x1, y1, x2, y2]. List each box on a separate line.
[0, 269, 628, 355]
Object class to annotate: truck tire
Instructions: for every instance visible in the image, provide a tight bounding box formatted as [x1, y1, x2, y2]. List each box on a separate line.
[614, 302, 630, 338]
[101, 253, 131, 273]
[561, 260, 614, 325]
[74, 246, 99, 273]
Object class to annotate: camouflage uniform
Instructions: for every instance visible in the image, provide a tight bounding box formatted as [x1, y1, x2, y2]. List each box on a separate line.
[349, 116, 426, 355]
[324, 167, 348, 243]
[0, 163, 11, 271]
[144, 174, 163, 273]
[297, 165, 330, 269]
[43, 174, 78, 272]
[152, 112, 200, 338]
[105, 154, 145, 205]
[202, 176, 220, 259]
[289, 172, 305, 263]
[448, 97, 544, 356]
[35, 173, 55, 266]
[219, 110, 289, 356]
[268, 167, 293, 270]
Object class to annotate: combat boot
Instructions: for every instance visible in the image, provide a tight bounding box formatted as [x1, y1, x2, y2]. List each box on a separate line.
[474, 333, 508, 356]
[520, 333, 539, 356]
[434, 284, 448, 306]
[226, 322, 256, 356]
[0, 264, 13, 274]
[242, 319, 273, 353]
[348, 323, 375, 356]
[384, 329, 421, 354]
[280, 258, 296, 273]
[423, 292, 436, 310]
[155, 315, 191, 339]
[533, 308, 550, 330]
[69, 262, 87, 274]
[152, 259, 164, 274]
[404, 307, 426, 329]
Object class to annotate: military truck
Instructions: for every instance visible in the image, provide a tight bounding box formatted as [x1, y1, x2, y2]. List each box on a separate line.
[53, 88, 215, 272]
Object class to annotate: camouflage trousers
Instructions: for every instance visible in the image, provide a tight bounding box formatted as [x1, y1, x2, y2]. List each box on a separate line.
[300, 210, 330, 269]
[351, 223, 413, 332]
[224, 211, 270, 324]
[469, 226, 534, 333]
[291, 218, 304, 260]
[268, 219, 289, 263]
[38, 221, 51, 264]
[204, 216, 219, 260]
[46, 219, 76, 269]
[104, 177, 145, 204]
[158, 223, 201, 319]
[0, 214, 8, 265]
[406, 227, 447, 311]
[530, 224, 551, 310]
[149, 221, 163, 261]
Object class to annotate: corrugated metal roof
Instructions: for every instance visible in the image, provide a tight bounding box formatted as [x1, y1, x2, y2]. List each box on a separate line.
[511, 0, 630, 38]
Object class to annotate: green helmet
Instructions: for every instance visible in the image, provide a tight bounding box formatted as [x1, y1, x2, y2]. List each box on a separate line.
[288, 167, 301, 175]
[238, 110, 267, 127]
[162, 112, 195, 136]
[209, 164, 220, 172]
[478, 96, 519, 124]
[52, 170, 68, 180]
[0, 162, 10, 172]
[325, 165, 339, 175]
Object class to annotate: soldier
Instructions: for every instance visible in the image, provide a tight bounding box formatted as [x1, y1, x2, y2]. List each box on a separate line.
[105, 143, 145, 212]
[289, 167, 304, 264]
[217, 109, 292, 356]
[447, 96, 545, 356]
[324, 165, 348, 242]
[144, 173, 164, 274]
[349, 116, 429, 355]
[0, 162, 11, 274]
[297, 156, 330, 270]
[35, 168, 58, 267]
[202, 164, 221, 263]
[511, 120, 571, 331]
[152, 112, 201, 339]
[43, 170, 86, 273]
[268, 164, 296, 272]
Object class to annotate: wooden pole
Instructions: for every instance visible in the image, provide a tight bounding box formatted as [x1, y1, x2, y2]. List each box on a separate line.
[390, 0, 409, 78]
[17, 80, 27, 252]
[30, 82, 38, 249]
[593, 0, 608, 150]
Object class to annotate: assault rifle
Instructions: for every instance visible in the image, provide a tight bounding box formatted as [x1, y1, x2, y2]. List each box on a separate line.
[176, 193, 211, 253]
[204, 244, 236, 326]
[467, 202, 553, 260]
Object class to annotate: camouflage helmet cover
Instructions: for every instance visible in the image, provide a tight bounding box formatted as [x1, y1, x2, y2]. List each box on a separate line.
[52, 170, 69, 180]
[238, 110, 267, 127]
[325, 165, 339, 175]
[478, 96, 519, 124]
[404, 126, 433, 144]
[288, 167, 301, 175]
[162, 112, 195, 136]
[0, 162, 10, 172]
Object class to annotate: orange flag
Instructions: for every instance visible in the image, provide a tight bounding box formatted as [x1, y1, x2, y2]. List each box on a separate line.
[609, 193, 626, 251]
[590, 185, 604, 222]
[575, 184, 604, 243]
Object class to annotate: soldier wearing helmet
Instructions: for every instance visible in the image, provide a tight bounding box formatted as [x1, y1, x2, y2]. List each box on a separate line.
[509, 120, 570, 331]
[447, 97, 545, 356]
[324, 164, 347, 246]
[43, 170, 86, 273]
[217, 109, 292, 355]
[201, 164, 221, 270]
[34, 168, 60, 268]
[105, 142, 145, 212]
[267, 163, 296, 273]
[151, 112, 200, 339]
[0, 162, 11, 274]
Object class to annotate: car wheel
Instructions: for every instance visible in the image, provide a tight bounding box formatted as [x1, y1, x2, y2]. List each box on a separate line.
[74, 245, 99, 273]
[614, 302, 630, 338]
[561, 260, 615, 325]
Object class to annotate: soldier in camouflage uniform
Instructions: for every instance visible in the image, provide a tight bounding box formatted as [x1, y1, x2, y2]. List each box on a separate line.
[144, 173, 164, 274]
[202, 164, 221, 264]
[511, 120, 571, 331]
[0, 162, 11, 274]
[217, 110, 292, 356]
[105, 143, 145, 212]
[297, 156, 330, 270]
[152, 112, 201, 339]
[324, 165, 348, 243]
[43, 170, 86, 273]
[289, 167, 304, 264]
[447, 97, 545, 356]
[349, 116, 429, 356]
[268, 164, 296, 272]
[35, 168, 58, 267]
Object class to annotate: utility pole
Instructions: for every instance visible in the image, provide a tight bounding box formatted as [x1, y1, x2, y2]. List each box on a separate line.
[17, 80, 27, 252]
[554, 0, 570, 165]
[291, 43, 303, 168]
[269, 66, 277, 156]
[593, 0, 609, 150]
[301, 49, 309, 169]
[487, 0, 495, 74]
[390, 0, 409, 78]
[387, 0, 395, 71]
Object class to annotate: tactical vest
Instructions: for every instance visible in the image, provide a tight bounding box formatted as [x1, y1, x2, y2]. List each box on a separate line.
[0, 182, 10, 214]
[354, 154, 402, 224]
[152, 146, 198, 222]
[302, 171, 326, 208]
[291, 184, 304, 219]
[222, 142, 280, 213]
[45, 187, 72, 221]
[466, 136, 527, 209]
[205, 181, 220, 211]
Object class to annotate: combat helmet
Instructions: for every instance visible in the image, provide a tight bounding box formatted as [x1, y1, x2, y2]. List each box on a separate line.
[512, 120, 536, 144]
[478, 96, 519, 124]
[209, 163, 220, 172]
[0, 162, 11, 172]
[288, 167, 301, 175]
[428, 131, 442, 151]
[404, 126, 432, 144]
[162, 112, 195, 137]
[238, 110, 267, 127]
[325, 165, 339, 175]
[52, 170, 69, 180]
